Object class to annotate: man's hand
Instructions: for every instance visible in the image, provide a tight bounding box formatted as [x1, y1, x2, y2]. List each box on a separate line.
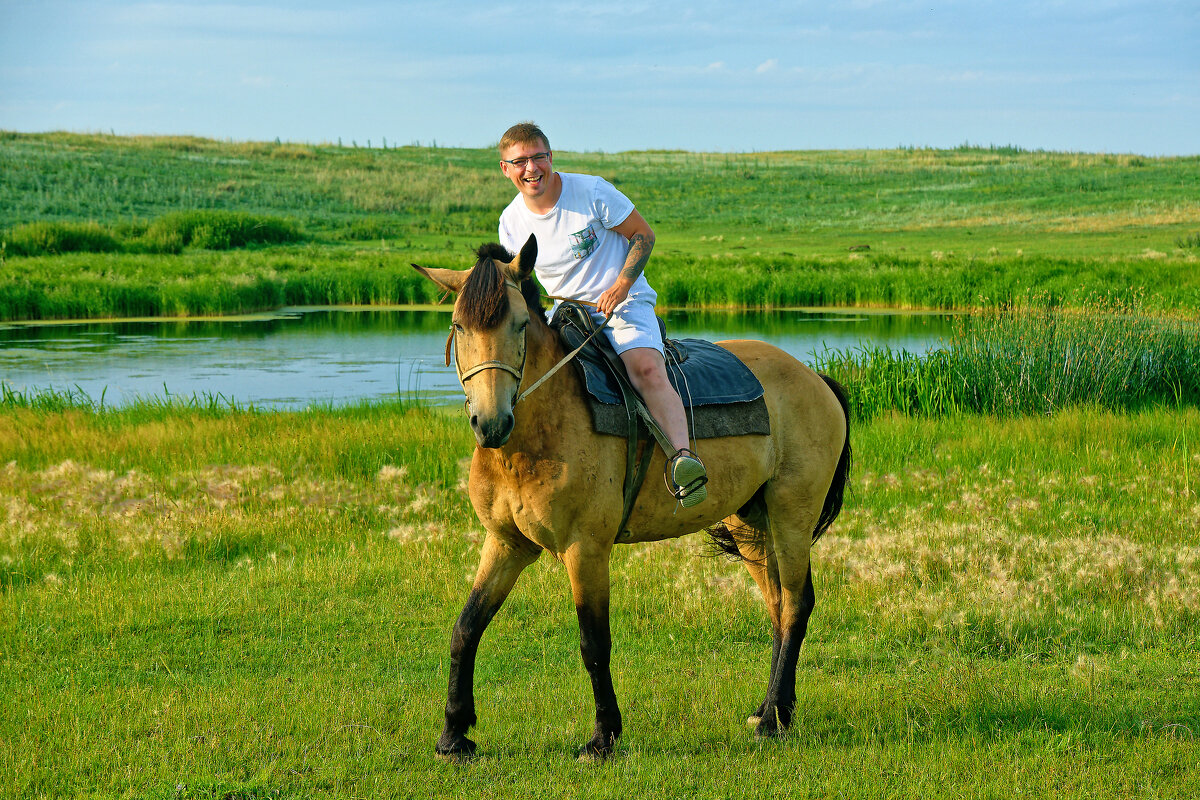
[597, 278, 633, 317]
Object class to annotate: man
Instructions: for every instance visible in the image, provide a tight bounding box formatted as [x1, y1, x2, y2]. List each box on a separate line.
[496, 122, 707, 508]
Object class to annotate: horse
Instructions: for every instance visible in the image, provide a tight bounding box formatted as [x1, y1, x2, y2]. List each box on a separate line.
[413, 234, 852, 761]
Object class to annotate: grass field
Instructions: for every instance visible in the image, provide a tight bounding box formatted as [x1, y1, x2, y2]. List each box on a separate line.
[1, 401, 1197, 798]
[3, 132, 1199, 319]
[3, 132, 1198, 797]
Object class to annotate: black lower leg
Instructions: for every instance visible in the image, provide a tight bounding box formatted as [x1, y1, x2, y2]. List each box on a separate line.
[576, 602, 622, 758]
[436, 589, 497, 757]
[753, 626, 783, 719]
[755, 566, 816, 736]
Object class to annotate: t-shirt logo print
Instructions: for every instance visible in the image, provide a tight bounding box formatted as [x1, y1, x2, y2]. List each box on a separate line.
[569, 225, 599, 260]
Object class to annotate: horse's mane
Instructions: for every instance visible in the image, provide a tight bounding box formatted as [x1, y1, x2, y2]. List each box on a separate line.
[458, 243, 545, 329]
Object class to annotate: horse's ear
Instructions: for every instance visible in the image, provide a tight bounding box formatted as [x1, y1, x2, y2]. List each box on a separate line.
[412, 263, 469, 293]
[512, 234, 537, 281]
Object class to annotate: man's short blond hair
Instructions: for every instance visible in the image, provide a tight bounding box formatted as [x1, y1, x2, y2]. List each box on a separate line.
[499, 122, 550, 154]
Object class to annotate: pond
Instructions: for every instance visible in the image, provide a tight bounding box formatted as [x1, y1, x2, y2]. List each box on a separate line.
[0, 307, 957, 409]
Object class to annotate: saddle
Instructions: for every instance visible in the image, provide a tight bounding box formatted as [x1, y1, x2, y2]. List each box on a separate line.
[549, 302, 771, 533]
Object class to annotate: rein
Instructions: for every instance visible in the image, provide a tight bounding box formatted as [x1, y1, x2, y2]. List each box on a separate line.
[446, 283, 609, 405]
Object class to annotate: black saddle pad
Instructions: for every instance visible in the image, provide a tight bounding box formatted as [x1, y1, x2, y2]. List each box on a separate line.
[555, 314, 771, 440]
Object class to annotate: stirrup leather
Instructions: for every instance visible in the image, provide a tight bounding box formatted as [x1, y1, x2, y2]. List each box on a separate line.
[665, 448, 708, 507]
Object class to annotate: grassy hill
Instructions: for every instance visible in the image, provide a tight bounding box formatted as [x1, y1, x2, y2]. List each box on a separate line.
[2, 131, 1199, 319]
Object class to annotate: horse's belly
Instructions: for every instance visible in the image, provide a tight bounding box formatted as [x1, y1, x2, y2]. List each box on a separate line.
[617, 434, 774, 544]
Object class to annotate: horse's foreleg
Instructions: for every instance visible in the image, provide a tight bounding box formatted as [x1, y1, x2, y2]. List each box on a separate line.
[565, 545, 621, 761]
[436, 533, 540, 760]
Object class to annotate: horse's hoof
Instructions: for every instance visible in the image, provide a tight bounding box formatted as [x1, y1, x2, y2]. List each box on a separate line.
[754, 723, 792, 740]
[746, 715, 762, 728]
[753, 711, 789, 740]
[435, 735, 478, 763]
[576, 742, 615, 763]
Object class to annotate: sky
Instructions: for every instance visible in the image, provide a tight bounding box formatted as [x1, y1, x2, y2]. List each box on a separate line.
[1, 0, 1197, 155]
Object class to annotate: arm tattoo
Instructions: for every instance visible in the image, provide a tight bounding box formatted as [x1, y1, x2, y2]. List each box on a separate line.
[620, 233, 654, 282]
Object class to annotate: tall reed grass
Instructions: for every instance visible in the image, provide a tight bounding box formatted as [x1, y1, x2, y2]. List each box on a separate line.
[816, 298, 1200, 418]
[0, 250, 443, 320]
[1, 210, 303, 257]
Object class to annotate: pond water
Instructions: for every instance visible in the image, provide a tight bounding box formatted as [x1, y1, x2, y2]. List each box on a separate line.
[0, 307, 957, 409]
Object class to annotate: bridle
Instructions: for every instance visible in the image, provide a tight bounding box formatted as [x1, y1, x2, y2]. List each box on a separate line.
[445, 280, 609, 406]
[445, 279, 527, 391]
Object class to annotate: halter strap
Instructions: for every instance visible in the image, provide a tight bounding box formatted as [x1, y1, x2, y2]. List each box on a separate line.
[460, 360, 522, 383]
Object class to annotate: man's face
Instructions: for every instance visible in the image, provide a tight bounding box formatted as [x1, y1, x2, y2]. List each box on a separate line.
[500, 139, 553, 200]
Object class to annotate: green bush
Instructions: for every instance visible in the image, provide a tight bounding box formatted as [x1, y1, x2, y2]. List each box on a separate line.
[141, 210, 303, 250]
[2, 212, 304, 257]
[332, 215, 407, 241]
[2, 221, 122, 256]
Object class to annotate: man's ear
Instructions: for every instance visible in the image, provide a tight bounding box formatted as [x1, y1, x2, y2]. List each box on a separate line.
[512, 234, 537, 281]
[411, 263, 470, 293]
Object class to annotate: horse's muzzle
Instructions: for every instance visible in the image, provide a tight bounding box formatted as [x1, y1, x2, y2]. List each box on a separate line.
[470, 410, 515, 448]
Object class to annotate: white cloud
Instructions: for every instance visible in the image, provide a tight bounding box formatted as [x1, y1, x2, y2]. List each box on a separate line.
[755, 59, 779, 74]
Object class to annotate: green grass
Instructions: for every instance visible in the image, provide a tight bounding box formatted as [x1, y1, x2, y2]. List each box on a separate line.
[3, 130, 1198, 797]
[1, 211, 303, 257]
[3, 132, 1199, 320]
[816, 297, 1200, 418]
[2, 402, 1198, 798]
[0, 248, 445, 320]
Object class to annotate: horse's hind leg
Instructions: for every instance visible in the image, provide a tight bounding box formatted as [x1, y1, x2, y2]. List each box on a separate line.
[752, 503, 819, 738]
[731, 530, 782, 725]
[436, 532, 540, 760]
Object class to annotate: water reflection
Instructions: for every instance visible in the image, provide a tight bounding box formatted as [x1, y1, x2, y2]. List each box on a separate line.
[1, 307, 956, 408]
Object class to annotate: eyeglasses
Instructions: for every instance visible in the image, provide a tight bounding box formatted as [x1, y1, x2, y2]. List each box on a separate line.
[501, 152, 551, 169]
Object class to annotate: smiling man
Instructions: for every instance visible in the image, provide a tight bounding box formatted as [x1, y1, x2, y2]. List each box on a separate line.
[496, 121, 707, 508]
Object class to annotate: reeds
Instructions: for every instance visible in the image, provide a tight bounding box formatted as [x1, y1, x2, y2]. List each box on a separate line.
[816, 298, 1200, 418]
[0, 249, 444, 320]
[1, 210, 303, 257]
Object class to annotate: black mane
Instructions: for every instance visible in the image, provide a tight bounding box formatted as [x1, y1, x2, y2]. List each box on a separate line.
[457, 243, 545, 329]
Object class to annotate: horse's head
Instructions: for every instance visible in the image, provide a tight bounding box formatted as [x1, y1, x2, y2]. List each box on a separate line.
[412, 235, 541, 448]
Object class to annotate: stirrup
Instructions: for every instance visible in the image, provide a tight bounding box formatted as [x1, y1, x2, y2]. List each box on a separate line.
[665, 448, 708, 508]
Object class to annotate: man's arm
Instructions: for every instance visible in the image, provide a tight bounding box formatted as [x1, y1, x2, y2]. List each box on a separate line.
[597, 209, 656, 316]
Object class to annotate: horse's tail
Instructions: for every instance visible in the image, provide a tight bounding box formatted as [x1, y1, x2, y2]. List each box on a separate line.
[811, 374, 852, 545]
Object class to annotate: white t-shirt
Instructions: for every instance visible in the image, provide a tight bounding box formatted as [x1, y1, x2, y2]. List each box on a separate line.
[498, 172, 657, 305]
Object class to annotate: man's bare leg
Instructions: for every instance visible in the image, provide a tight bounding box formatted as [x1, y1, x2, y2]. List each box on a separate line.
[620, 347, 707, 506]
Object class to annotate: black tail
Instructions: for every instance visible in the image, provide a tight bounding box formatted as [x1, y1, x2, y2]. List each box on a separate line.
[812, 374, 852, 544]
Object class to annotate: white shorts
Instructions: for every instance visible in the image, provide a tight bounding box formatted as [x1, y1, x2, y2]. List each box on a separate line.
[588, 298, 663, 356]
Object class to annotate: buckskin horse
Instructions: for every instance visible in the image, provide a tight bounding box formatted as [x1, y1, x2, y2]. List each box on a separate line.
[413, 234, 851, 760]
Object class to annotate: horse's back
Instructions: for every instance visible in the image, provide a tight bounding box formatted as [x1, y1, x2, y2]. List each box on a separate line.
[716, 339, 843, 420]
[716, 338, 847, 471]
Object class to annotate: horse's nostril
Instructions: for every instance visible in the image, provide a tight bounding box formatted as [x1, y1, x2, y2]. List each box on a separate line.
[470, 414, 479, 429]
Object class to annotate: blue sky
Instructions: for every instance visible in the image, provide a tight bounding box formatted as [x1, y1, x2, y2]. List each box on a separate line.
[1, 0, 1197, 155]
